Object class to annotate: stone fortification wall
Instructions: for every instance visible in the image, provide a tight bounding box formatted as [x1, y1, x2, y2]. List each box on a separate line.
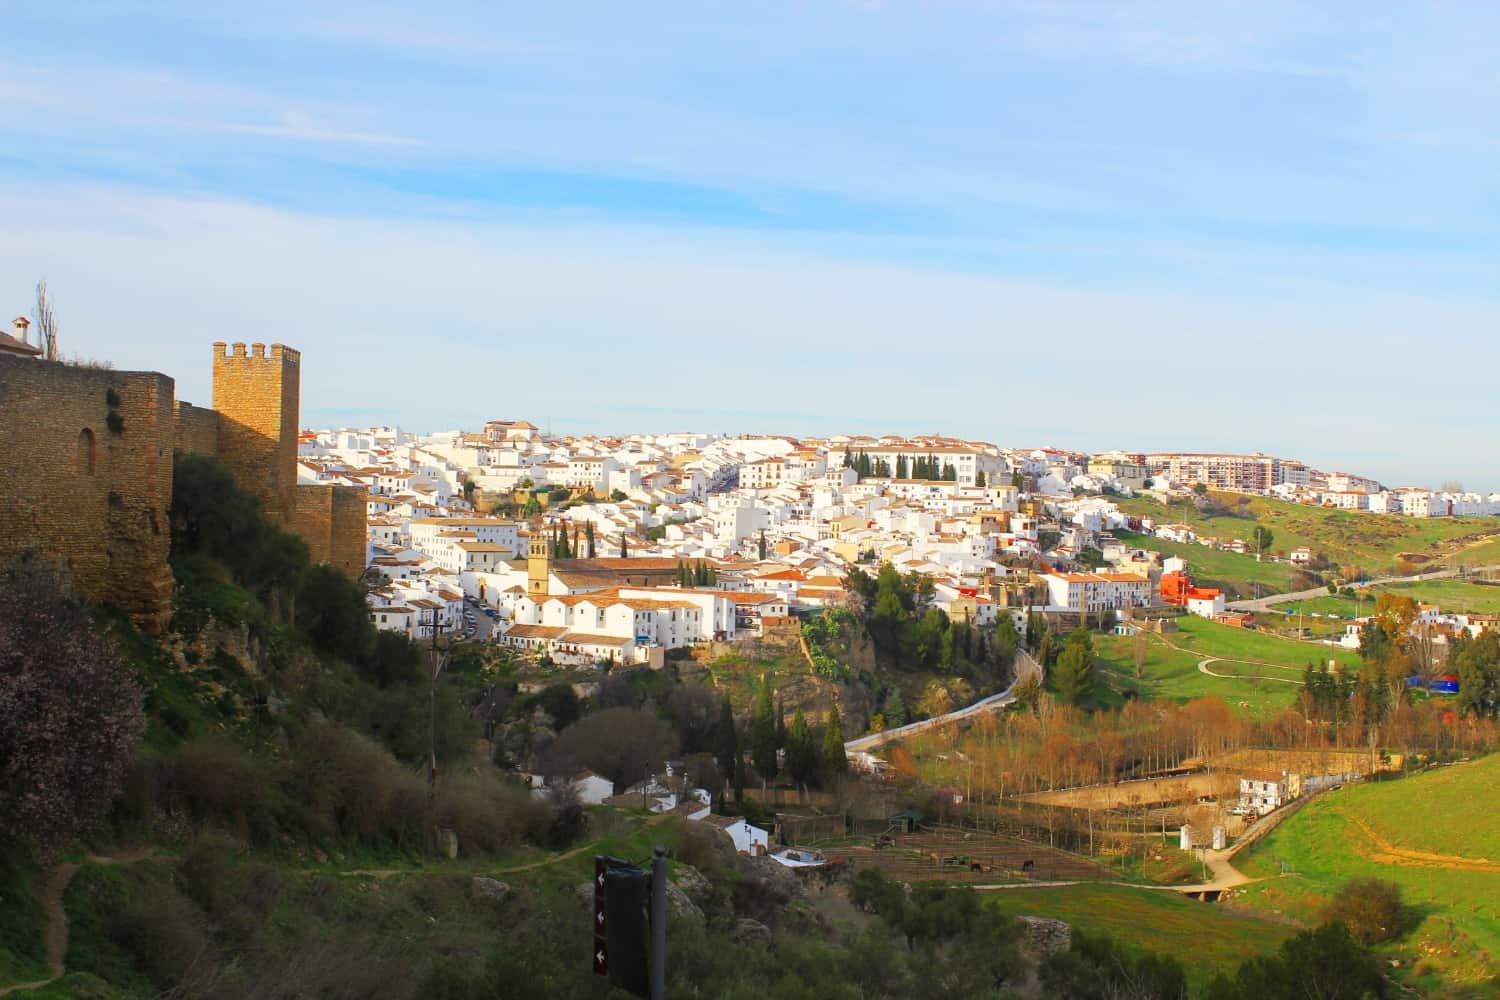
[0, 356, 175, 633]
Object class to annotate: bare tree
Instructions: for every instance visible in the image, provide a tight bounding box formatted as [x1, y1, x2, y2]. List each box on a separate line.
[34, 279, 59, 361]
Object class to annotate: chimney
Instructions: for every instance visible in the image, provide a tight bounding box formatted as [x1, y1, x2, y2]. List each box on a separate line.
[12, 316, 29, 345]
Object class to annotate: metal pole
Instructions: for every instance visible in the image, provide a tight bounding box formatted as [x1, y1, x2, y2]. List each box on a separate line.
[651, 844, 666, 1000]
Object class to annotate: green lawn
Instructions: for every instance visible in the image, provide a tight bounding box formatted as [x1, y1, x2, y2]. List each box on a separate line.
[1235, 757, 1500, 996]
[1169, 616, 1338, 672]
[1093, 629, 1300, 719]
[983, 883, 1295, 992]
[1385, 579, 1500, 615]
[1117, 494, 1500, 578]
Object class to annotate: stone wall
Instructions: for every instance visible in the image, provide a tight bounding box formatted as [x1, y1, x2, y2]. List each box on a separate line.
[329, 484, 368, 578]
[173, 399, 220, 455]
[211, 342, 299, 524]
[290, 484, 367, 578]
[1, 341, 366, 635]
[0, 356, 175, 634]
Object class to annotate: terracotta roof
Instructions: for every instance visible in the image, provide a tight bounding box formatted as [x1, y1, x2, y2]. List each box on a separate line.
[504, 624, 568, 639]
[0, 331, 42, 357]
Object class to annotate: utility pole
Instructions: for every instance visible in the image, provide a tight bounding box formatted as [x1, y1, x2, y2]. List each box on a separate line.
[424, 605, 449, 847]
[651, 845, 666, 1000]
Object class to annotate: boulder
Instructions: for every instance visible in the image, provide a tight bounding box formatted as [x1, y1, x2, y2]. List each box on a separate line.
[470, 877, 511, 905]
[665, 879, 705, 927]
[732, 918, 772, 946]
[740, 855, 804, 901]
[670, 863, 713, 906]
[1017, 916, 1072, 959]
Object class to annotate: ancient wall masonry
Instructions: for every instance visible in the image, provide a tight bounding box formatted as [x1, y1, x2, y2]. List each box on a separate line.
[0, 356, 175, 634]
[0, 342, 367, 635]
[212, 341, 300, 524]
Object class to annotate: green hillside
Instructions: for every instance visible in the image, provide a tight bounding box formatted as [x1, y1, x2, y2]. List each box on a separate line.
[1116, 493, 1500, 580]
[1235, 757, 1500, 996]
[984, 884, 1295, 993]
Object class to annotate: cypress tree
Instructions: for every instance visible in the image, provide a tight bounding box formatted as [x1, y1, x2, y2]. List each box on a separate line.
[752, 674, 778, 786]
[620, 535, 628, 558]
[758, 530, 768, 561]
[714, 698, 737, 787]
[821, 703, 848, 780]
[585, 521, 596, 558]
[975, 470, 986, 487]
[896, 454, 908, 479]
[785, 711, 817, 791]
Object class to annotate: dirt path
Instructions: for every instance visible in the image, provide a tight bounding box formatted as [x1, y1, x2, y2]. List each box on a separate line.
[1349, 816, 1500, 874]
[1197, 657, 1301, 685]
[0, 848, 165, 998]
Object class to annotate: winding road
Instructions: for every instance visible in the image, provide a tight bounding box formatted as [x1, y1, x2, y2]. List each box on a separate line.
[1227, 564, 1500, 613]
[844, 649, 1044, 755]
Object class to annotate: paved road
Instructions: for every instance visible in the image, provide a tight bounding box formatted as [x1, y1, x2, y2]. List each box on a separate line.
[845, 650, 1044, 755]
[1227, 564, 1500, 613]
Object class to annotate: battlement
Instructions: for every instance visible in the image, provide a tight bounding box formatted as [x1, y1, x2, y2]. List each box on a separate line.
[213, 341, 302, 364]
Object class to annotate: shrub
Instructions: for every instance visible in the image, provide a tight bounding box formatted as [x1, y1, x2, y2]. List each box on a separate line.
[1324, 878, 1413, 945]
[0, 571, 145, 855]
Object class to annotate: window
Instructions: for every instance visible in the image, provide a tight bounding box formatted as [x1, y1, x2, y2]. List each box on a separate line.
[77, 428, 96, 474]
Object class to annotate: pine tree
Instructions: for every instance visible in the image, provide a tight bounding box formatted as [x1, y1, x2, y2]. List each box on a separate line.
[821, 703, 848, 780]
[1054, 630, 1096, 706]
[884, 688, 907, 727]
[619, 535, 628, 558]
[751, 674, 779, 786]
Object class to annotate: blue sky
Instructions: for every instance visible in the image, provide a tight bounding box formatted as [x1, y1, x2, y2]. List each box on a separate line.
[1, 2, 1496, 489]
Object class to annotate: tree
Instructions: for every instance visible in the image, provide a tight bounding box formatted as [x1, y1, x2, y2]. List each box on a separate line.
[619, 535, 629, 558]
[884, 688, 908, 727]
[993, 614, 1020, 668]
[1209, 922, 1385, 1000]
[0, 571, 145, 854]
[1324, 879, 1412, 945]
[1054, 630, 1096, 706]
[1455, 630, 1500, 718]
[821, 704, 848, 780]
[758, 530, 768, 561]
[975, 469, 985, 487]
[537, 707, 679, 788]
[1251, 525, 1274, 554]
[33, 279, 59, 360]
[784, 711, 818, 790]
[610, 489, 627, 502]
[1132, 630, 1149, 679]
[896, 454, 909, 479]
[751, 674, 778, 785]
[714, 698, 738, 781]
[1374, 592, 1418, 641]
[585, 521, 597, 559]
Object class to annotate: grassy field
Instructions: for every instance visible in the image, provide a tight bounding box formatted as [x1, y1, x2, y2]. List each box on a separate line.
[1093, 617, 1332, 719]
[1116, 493, 1500, 579]
[1114, 529, 1297, 597]
[1235, 757, 1500, 996]
[983, 883, 1296, 992]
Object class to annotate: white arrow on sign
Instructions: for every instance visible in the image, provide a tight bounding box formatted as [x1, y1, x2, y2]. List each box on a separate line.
[597, 873, 606, 887]
[596, 910, 605, 925]
[597, 950, 605, 963]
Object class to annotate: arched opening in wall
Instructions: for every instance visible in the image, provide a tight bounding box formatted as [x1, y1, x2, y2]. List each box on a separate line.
[77, 428, 96, 475]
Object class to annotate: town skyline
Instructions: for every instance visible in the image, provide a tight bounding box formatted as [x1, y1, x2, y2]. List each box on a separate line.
[2, 2, 1497, 490]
